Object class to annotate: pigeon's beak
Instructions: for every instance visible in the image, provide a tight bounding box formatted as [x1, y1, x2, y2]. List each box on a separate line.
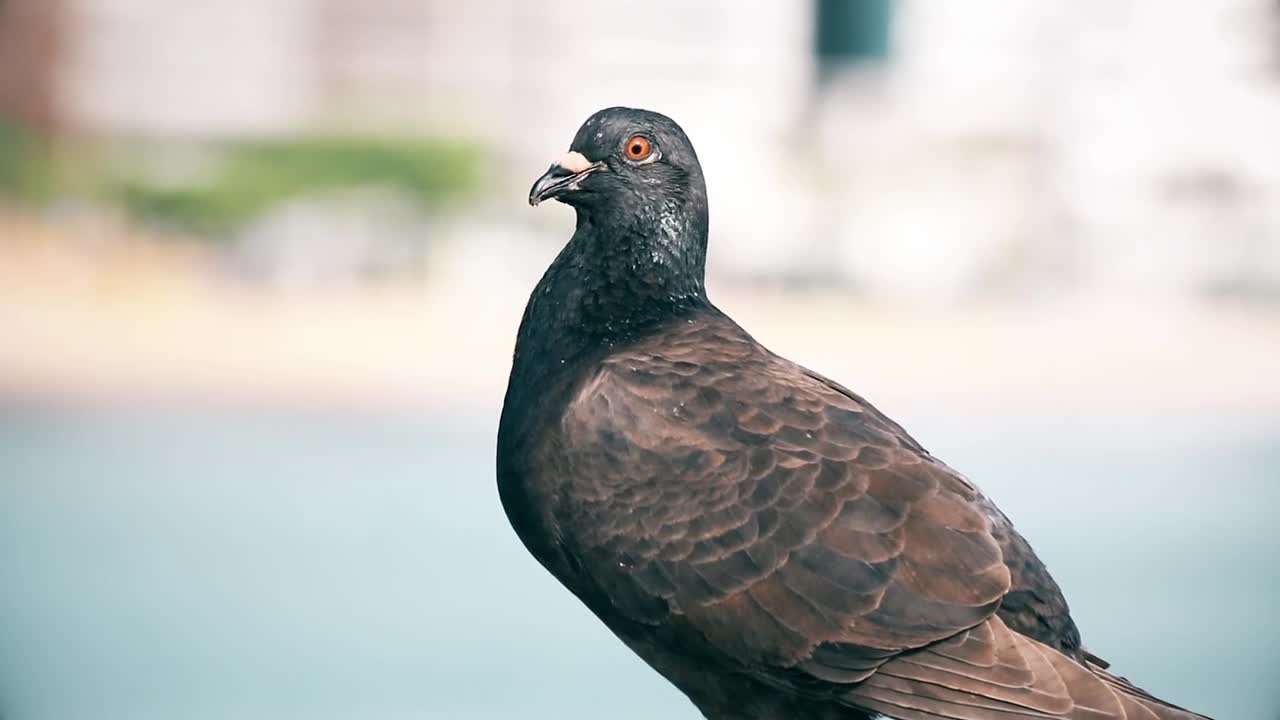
[529, 151, 606, 206]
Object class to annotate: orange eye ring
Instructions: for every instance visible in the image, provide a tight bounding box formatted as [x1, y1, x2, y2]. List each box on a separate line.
[625, 135, 652, 160]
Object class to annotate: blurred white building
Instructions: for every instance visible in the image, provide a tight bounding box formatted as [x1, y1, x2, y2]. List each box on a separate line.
[34, 0, 1280, 301]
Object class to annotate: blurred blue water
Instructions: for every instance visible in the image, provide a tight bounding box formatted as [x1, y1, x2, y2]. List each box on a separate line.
[0, 403, 1276, 720]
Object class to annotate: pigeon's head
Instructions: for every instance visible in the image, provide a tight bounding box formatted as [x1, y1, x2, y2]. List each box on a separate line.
[528, 107, 707, 225]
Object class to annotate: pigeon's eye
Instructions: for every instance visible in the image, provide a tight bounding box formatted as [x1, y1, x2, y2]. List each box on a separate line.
[625, 135, 653, 161]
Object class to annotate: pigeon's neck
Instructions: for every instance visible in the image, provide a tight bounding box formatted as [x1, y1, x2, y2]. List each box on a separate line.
[508, 209, 709, 390]
[498, 201, 711, 516]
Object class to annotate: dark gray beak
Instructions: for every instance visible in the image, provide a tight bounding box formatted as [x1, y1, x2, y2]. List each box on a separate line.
[528, 151, 605, 206]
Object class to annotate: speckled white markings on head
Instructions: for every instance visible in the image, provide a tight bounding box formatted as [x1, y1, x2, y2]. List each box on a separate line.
[558, 151, 593, 173]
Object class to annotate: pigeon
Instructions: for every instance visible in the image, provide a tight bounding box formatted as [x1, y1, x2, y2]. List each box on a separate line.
[497, 107, 1212, 720]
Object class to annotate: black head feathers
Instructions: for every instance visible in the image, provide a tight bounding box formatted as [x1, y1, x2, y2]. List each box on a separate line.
[524, 108, 711, 338]
[529, 107, 708, 240]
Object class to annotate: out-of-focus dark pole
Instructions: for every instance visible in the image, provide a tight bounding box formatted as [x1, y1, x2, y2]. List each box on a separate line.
[814, 0, 893, 86]
[800, 0, 895, 288]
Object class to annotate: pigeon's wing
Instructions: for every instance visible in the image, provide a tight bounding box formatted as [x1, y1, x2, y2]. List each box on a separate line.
[558, 319, 1209, 720]
[559, 322, 1012, 674]
[814, 370, 1087, 661]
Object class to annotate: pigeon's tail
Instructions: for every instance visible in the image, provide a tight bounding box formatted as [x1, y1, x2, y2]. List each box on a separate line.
[845, 616, 1212, 720]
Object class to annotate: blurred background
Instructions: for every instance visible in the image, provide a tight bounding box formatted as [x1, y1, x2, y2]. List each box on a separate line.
[1, 1, 1278, 718]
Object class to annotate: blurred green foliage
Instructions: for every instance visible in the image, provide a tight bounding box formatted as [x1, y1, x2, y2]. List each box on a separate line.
[0, 120, 58, 202]
[0, 119, 484, 236]
[109, 136, 483, 234]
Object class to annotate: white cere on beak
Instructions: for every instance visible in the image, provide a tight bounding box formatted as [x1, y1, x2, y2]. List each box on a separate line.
[558, 151, 593, 173]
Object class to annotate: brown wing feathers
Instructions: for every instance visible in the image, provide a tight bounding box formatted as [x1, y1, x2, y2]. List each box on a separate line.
[852, 614, 1206, 719]
[557, 316, 1210, 719]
